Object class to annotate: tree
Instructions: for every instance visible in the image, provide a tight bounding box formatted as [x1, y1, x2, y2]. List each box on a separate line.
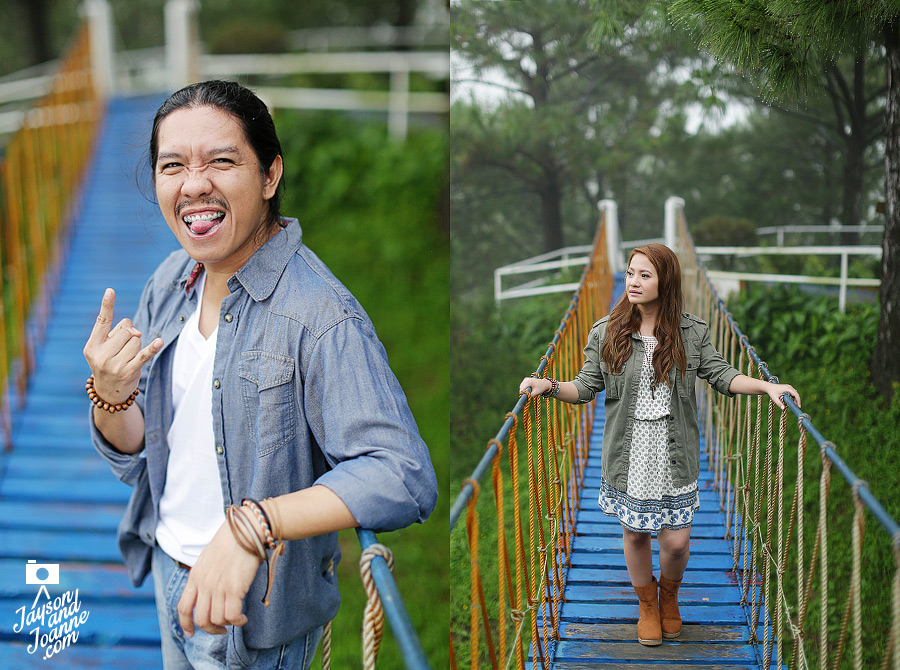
[663, 0, 900, 400]
[453, 0, 697, 265]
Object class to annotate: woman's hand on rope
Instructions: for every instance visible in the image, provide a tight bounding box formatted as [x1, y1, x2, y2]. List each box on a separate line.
[83, 288, 162, 404]
[519, 377, 551, 398]
[766, 383, 801, 410]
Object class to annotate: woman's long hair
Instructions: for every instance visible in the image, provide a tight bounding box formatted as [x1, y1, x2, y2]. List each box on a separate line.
[600, 244, 687, 385]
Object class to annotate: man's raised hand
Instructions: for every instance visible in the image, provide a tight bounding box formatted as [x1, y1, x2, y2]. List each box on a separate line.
[83, 288, 163, 403]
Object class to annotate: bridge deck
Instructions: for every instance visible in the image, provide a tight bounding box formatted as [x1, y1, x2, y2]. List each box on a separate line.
[540, 278, 783, 670]
[0, 96, 177, 668]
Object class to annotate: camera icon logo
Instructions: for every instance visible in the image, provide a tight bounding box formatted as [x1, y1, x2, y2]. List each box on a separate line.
[25, 560, 59, 585]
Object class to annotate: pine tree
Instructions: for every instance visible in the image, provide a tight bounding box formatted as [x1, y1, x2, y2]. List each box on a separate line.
[664, 0, 900, 400]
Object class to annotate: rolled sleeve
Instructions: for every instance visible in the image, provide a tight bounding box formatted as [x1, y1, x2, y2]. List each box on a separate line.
[696, 322, 741, 397]
[304, 316, 437, 532]
[89, 404, 146, 486]
[572, 322, 606, 403]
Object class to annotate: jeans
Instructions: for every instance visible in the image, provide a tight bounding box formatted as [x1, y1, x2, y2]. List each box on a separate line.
[152, 544, 322, 670]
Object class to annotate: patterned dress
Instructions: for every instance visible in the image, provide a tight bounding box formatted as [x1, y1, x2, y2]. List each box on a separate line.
[598, 335, 700, 532]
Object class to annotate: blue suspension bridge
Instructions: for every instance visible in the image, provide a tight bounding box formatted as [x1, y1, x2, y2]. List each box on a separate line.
[0, 13, 434, 670]
[451, 203, 900, 669]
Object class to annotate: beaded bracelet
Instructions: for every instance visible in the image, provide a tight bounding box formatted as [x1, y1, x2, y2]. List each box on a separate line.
[541, 378, 560, 398]
[85, 375, 139, 413]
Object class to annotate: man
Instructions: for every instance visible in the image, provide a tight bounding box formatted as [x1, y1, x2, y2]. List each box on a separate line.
[83, 80, 437, 669]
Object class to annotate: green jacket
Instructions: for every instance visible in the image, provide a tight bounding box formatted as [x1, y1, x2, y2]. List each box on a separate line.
[572, 312, 740, 490]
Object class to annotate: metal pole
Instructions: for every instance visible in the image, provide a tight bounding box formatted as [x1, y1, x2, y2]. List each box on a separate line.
[165, 0, 198, 91]
[356, 529, 431, 670]
[664, 196, 684, 250]
[839, 252, 848, 313]
[82, 0, 115, 97]
[389, 60, 409, 139]
[600, 199, 623, 273]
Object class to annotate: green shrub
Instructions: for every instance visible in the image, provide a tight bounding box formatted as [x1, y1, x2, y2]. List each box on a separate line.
[727, 284, 899, 668]
[276, 110, 448, 669]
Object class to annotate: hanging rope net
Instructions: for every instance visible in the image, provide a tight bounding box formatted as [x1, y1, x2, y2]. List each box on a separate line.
[451, 203, 900, 670]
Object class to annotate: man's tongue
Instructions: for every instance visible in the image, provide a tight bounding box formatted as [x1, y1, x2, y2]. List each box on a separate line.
[190, 213, 222, 235]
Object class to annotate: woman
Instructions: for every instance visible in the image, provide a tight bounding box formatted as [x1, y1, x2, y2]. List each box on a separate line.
[518, 244, 799, 646]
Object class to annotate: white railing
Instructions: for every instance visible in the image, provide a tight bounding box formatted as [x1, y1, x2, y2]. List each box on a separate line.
[200, 51, 448, 139]
[757, 223, 884, 246]
[494, 247, 592, 303]
[0, 0, 448, 140]
[695, 245, 882, 313]
[493, 197, 883, 313]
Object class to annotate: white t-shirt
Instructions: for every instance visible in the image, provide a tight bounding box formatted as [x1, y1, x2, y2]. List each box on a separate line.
[155, 273, 226, 566]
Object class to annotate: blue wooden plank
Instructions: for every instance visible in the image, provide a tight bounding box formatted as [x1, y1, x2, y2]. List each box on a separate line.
[0, 529, 122, 563]
[0, 477, 131, 504]
[553, 640, 760, 664]
[558, 602, 750, 625]
[1, 453, 113, 481]
[556, 621, 768, 644]
[0, 560, 152, 599]
[564, 583, 744, 605]
[0, 500, 123, 532]
[0, 598, 160, 645]
[565, 567, 736, 587]
[0, 642, 162, 669]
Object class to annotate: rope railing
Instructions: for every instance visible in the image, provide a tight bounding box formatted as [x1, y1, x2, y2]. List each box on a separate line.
[672, 204, 900, 670]
[450, 217, 613, 669]
[0, 20, 102, 450]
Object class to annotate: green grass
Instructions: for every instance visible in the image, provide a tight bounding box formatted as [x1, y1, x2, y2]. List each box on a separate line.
[276, 110, 448, 669]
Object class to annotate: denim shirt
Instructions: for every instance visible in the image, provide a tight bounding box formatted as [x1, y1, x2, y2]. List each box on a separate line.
[572, 313, 740, 489]
[90, 219, 437, 650]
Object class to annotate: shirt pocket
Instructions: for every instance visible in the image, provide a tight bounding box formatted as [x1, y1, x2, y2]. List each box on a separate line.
[679, 354, 700, 398]
[238, 351, 297, 457]
[599, 360, 624, 400]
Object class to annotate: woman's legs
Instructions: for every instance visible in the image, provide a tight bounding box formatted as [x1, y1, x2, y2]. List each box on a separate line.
[657, 526, 691, 581]
[621, 527, 653, 586]
[656, 526, 691, 639]
[622, 526, 661, 645]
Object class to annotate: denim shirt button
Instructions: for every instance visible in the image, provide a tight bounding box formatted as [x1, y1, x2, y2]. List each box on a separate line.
[179, 316, 185, 323]
[213, 379, 220, 389]
[148, 433, 157, 442]
[216, 445, 224, 455]
[224, 313, 233, 323]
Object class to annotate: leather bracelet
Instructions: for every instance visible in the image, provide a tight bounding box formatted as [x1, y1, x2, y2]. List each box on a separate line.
[86, 375, 139, 413]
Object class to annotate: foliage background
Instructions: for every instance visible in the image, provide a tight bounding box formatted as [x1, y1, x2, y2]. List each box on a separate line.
[277, 110, 449, 670]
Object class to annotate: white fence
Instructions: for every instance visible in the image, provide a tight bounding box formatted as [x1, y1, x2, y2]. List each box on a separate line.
[493, 197, 882, 312]
[0, 0, 449, 140]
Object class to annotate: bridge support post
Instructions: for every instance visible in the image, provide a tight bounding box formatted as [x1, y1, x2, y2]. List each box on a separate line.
[599, 199, 624, 273]
[83, 0, 115, 98]
[165, 0, 199, 91]
[665, 196, 685, 250]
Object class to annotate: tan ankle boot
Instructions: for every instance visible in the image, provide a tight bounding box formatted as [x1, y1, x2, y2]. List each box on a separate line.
[658, 575, 682, 639]
[633, 577, 662, 646]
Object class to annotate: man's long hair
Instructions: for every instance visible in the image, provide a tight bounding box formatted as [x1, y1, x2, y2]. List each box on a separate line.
[149, 80, 285, 234]
[600, 244, 687, 385]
